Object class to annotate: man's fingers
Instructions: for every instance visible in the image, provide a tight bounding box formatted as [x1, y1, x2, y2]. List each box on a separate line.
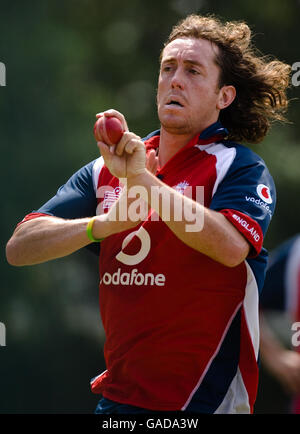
[96, 109, 128, 132]
[97, 141, 111, 160]
[99, 130, 144, 158]
[146, 149, 159, 174]
[115, 132, 142, 156]
[124, 139, 142, 155]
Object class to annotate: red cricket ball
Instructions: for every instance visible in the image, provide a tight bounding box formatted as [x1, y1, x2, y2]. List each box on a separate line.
[94, 116, 125, 145]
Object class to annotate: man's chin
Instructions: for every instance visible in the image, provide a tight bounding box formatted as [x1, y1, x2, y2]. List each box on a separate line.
[160, 121, 191, 135]
[158, 110, 193, 135]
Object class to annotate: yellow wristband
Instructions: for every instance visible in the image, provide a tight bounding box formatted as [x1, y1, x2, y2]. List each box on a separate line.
[86, 217, 104, 243]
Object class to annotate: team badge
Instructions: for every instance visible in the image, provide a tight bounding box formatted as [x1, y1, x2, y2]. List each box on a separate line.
[173, 181, 190, 194]
[103, 186, 123, 209]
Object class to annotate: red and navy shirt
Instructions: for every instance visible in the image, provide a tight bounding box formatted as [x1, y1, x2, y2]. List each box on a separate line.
[18, 122, 276, 413]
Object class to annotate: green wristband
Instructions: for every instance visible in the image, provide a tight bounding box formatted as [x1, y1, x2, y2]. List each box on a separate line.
[86, 217, 104, 243]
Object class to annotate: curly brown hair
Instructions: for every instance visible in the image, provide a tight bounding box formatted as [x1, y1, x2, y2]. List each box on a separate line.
[162, 14, 291, 144]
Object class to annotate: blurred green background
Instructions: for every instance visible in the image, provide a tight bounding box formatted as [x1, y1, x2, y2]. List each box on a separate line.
[1, 0, 299, 414]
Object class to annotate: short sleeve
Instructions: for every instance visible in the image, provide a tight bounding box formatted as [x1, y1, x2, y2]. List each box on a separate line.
[18, 158, 104, 255]
[209, 144, 276, 257]
[36, 159, 99, 218]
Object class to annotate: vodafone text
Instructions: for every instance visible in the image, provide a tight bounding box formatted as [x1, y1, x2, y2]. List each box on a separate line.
[96, 179, 204, 233]
[245, 196, 272, 216]
[102, 268, 166, 287]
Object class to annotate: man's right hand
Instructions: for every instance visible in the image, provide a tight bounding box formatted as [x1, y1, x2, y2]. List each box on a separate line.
[98, 131, 146, 180]
[96, 110, 147, 181]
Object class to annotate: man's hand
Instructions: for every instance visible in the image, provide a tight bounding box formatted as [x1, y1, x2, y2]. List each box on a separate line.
[98, 132, 146, 179]
[260, 313, 300, 396]
[96, 110, 147, 180]
[274, 350, 300, 395]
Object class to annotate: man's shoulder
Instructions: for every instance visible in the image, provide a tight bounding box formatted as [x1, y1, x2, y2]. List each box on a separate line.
[221, 140, 267, 166]
[59, 157, 106, 196]
[219, 140, 274, 183]
[71, 157, 103, 178]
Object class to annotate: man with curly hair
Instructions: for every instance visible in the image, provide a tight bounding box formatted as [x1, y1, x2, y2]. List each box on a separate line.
[6, 15, 291, 414]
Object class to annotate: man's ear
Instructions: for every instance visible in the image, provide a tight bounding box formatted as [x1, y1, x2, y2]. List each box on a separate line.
[217, 85, 236, 110]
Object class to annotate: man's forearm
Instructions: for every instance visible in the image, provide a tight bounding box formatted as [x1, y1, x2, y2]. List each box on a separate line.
[127, 170, 250, 267]
[6, 216, 95, 266]
[6, 188, 143, 266]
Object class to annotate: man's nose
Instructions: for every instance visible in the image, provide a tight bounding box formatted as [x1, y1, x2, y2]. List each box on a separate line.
[171, 68, 184, 89]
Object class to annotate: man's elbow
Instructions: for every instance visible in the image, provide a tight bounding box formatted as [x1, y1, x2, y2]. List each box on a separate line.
[220, 240, 250, 268]
[6, 238, 23, 266]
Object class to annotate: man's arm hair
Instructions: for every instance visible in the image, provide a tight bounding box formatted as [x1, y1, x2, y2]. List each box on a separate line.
[6, 216, 93, 266]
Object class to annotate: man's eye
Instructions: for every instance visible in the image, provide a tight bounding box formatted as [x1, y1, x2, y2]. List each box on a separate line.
[189, 69, 199, 75]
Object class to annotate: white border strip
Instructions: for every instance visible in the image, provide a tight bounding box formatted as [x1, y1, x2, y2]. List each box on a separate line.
[92, 156, 105, 194]
[195, 143, 236, 197]
[244, 262, 260, 359]
[90, 369, 108, 386]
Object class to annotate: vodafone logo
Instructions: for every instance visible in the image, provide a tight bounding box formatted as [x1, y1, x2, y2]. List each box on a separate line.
[102, 227, 166, 287]
[256, 184, 272, 204]
[116, 227, 151, 266]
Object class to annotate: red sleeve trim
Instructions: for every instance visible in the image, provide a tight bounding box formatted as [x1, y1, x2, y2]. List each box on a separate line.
[219, 209, 263, 258]
[17, 212, 51, 227]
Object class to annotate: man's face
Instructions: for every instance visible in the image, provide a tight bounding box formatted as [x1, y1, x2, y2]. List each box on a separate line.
[157, 37, 224, 136]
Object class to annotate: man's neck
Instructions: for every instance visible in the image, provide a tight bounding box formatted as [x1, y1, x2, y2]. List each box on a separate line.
[158, 128, 196, 167]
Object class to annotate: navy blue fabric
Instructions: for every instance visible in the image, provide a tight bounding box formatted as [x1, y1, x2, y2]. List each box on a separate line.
[209, 142, 276, 293]
[199, 121, 228, 139]
[260, 236, 300, 311]
[185, 308, 241, 413]
[36, 160, 98, 219]
[95, 397, 174, 414]
[209, 142, 276, 239]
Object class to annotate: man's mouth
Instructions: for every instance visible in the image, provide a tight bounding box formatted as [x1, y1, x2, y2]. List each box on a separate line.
[166, 98, 184, 107]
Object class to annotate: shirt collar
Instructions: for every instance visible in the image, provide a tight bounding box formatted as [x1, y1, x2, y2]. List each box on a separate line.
[144, 121, 228, 152]
[199, 121, 228, 140]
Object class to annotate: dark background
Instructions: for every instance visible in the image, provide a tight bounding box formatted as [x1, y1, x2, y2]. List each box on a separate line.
[1, 0, 299, 414]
